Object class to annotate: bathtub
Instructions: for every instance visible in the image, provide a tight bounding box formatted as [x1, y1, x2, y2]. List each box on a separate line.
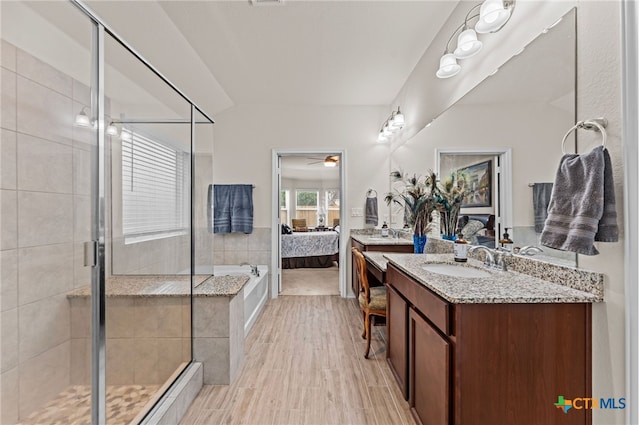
[192, 265, 269, 337]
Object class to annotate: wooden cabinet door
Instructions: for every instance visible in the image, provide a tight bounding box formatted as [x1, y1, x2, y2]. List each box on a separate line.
[410, 308, 450, 425]
[386, 284, 409, 399]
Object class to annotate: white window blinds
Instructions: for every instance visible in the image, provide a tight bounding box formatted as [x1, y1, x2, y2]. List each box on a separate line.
[122, 131, 187, 238]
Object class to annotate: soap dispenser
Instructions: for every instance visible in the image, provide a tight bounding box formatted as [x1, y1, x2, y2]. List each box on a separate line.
[381, 221, 389, 237]
[499, 228, 514, 252]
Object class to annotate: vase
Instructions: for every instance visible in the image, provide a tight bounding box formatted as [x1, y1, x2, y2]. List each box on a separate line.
[441, 234, 457, 241]
[413, 235, 427, 253]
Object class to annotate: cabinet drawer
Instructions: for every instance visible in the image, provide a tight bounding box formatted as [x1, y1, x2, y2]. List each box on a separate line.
[388, 264, 449, 335]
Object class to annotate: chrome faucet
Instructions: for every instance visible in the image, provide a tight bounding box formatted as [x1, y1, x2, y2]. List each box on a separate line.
[515, 245, 544, 256]
[389, 228, 400, 239]
[469, 245, 496, 268]
[240, 262, 259, 277]
[494, 247, 513, 271]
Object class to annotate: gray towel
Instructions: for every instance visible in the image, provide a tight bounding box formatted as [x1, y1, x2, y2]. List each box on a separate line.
[532, 183, 553, 233]
[365, 197, 378, 225]
[209, 184, 254, 234]
[540, 146, 618, 255]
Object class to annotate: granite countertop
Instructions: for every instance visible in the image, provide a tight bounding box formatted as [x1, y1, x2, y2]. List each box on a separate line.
[362, 252, 389, 272]
[350, 233, 413, 246]
[384, 253, 602, 304]
[66, 274, 250, 298]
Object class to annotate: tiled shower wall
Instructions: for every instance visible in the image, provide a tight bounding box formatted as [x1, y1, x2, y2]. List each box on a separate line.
[213, 227, 271, 267]
[1, 40, 93, 423]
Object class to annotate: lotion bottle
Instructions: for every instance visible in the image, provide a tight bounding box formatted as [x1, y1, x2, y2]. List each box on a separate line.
[454, 230, 468, 263]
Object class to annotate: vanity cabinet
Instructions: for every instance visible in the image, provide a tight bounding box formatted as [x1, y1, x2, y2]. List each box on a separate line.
[350, 237, 413, 297]
[386, 263, 592, 425]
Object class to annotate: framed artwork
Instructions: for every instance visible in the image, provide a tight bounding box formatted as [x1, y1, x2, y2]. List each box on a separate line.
[459, 160, 492, 208]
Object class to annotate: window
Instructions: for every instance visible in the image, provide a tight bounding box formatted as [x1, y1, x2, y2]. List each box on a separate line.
[121, 130, 187, 241]
[295, 189, 319, 225]
[280, 190, 290, 224]
[326, 189, 340, 226]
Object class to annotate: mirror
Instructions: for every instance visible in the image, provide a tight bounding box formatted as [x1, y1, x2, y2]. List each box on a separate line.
[390, 8, 577, 267]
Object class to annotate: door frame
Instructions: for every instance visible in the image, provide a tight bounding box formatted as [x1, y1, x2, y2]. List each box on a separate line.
[271, 149, 348, 299]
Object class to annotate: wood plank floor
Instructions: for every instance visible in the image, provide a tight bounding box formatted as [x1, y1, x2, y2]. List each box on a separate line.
[180, 295, 415, 425]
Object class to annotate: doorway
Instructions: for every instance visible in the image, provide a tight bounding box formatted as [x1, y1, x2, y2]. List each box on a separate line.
[271, 150, 348, 298]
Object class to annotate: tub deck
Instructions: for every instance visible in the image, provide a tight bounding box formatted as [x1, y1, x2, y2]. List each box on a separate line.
[66, 274, 250, 298]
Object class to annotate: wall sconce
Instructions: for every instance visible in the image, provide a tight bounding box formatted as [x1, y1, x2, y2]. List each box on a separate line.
[106, 121, 119, 137]
[377, 107, 405, 143]
[436, 0, 515, 79]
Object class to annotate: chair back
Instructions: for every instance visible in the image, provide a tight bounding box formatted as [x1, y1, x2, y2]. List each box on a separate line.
[291, 218, 307, 231]
[351, 248, 370, 303]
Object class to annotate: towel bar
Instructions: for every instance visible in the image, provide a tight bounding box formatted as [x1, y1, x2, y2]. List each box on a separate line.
[561, 117, 608, 154]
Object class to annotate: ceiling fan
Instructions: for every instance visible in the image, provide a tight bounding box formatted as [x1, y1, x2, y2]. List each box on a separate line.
[306, 155, 340, 167]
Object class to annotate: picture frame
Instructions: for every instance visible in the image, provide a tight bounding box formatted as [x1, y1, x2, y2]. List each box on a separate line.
[459, 160, 492, 208]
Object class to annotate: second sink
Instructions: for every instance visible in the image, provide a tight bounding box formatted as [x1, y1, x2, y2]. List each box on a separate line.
[422, 263, 492, 278]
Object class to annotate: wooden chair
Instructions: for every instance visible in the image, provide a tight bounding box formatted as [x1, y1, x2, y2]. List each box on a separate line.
[352, 247, 387, 359]
[291, 218, 308, 232]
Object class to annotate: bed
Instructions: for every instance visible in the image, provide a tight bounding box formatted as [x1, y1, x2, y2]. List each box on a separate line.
[281, 231, 339, 269]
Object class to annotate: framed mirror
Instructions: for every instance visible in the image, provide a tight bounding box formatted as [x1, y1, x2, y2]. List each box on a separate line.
[391, 8, 577, 267]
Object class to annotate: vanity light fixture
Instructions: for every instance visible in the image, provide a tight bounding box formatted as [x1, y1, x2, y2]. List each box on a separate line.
[106, 121, 119, 137]
[436, 0, 515, 79]
[74, 106, 92, 127]
[377, 107, 405, 142]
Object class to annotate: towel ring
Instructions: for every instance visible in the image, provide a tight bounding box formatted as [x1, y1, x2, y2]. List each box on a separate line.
[561, 118, 608, 154]
[367, 189, 377, 197]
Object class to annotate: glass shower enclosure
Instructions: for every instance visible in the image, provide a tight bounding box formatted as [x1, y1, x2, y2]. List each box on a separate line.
[0, 1, 214, 423]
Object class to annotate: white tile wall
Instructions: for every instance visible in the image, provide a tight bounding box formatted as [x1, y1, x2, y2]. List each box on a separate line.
[18, 294, 70, 360]
[1, 367, 19, 425]
[1, 189, 17, 250]
[17, 133, 73, 193]
[19, 342, 70, 419]
[16, 75, 73, 146]
[1, 249, 18, 311]
[17, 191, 73, 247]
[18, 243, 74, 305]
[1, 68, 17, 131]
[1, 129, 17, 189]
[16, 48, 73, 98]
[1, 39, 17, 72]
[1, 308, 18, 372]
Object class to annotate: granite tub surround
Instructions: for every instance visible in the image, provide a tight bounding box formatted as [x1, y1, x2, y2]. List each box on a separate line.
[384, 253, 603, 304]
[66, 274, 249, 298]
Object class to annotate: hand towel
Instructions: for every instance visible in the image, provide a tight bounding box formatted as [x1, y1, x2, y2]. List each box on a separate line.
[365, 196, 378, 225]
[210, 184, 254, 234]
[540, 146, 618, 255]
[532, 183, 553, 233]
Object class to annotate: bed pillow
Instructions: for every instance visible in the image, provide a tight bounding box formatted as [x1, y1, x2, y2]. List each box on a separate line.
[461, 219, 485, 244]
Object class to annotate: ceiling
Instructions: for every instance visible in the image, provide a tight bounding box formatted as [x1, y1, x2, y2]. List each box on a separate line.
[280, 155, 340, 181]
[82, 0, 458, 114]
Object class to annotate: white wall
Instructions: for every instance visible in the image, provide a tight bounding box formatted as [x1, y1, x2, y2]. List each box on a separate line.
[212, 104, 390, 230]
[390, 1, 625, 424]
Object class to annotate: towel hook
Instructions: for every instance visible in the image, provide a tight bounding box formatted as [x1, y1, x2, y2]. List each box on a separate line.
[561, 117, 608, 154]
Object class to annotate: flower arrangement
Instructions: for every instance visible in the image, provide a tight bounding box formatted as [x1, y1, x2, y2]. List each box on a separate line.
[384, 171, 438, 237]
[434, 171, 470, 239]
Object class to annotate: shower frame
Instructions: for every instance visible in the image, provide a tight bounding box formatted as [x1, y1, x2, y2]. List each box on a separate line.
[68, 1, 215, 423]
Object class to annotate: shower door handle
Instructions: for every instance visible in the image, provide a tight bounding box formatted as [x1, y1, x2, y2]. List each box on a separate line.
[84, 241, 97, 267]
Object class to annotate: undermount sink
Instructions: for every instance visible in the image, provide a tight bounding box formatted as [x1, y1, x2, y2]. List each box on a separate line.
[422, 263, 492, 278]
